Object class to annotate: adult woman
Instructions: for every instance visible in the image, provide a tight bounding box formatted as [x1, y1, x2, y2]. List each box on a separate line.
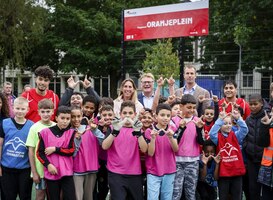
[0, 92, 10, 122]
[114, 78, 143, 118]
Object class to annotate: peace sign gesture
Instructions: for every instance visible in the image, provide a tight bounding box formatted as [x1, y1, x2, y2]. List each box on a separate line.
[261, 110, 273, 125]
[86, 114, 97, 130]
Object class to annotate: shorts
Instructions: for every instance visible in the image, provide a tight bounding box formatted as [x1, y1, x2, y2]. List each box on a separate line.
[35, 178, 46, 190]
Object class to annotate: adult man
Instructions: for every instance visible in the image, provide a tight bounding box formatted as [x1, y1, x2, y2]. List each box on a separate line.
[2, 81, 16, 117]
[138, 73, 155, 109]
[175, 65, 210, 112]
[21, 66, 59, 122]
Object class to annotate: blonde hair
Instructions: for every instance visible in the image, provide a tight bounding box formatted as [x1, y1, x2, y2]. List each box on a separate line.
[140, 73, 155, 81]
[14, 97, 29, 106]
[119, 78, 138, 102]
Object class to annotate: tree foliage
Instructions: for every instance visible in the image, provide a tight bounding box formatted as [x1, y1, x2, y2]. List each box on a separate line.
[199, 0, 273, 73]
[26, 0, 179, 96]
[0, 0, 46, 69]
[142, 39, 179, 79]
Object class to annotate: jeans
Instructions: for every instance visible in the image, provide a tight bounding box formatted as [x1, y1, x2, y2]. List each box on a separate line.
[147, 173, 175, 200]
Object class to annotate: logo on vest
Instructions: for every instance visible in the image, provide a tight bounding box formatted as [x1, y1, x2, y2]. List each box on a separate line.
[219, 142, 239, 162]
[5, 137, 26, 151]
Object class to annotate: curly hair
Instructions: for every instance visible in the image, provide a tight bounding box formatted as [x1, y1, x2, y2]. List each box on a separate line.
[34, 65, 54, 80]
[0, 92, 10, 118]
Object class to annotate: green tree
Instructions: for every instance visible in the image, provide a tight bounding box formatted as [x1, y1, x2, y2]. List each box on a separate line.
[199, 0, 273, 73]
[27, 0, 179, 97]
[0, 0, 46, 70]
[142, 39, 179, 79]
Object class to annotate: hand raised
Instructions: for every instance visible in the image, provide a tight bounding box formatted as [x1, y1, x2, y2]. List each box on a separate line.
[81, 75, 92, 89]
[212, 152, 221, 164]
[261, 110, 273, 125]
[67, 75, 79, 89]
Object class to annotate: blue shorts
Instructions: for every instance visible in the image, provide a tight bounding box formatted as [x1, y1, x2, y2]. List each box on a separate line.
[35, 178, 46, 190]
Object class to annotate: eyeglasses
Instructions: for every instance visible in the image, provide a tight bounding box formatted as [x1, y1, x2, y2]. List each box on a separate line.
[141, 81, 154, 85]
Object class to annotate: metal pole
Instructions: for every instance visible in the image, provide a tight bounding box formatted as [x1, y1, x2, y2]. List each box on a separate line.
[179, 37, 185, 87]
[238, 44, 242, 98]
[121, 10, 126, 80]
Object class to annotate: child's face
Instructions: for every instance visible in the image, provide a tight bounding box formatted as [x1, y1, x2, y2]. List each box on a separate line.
[249, 99, 263, 114]
[224, 84, 237, 98]
[180, 103, 196, 118]
[204, 146, 216, 160]
[82, 102, 96, 117]
[71, 109, 82, 128]
[38, 108, 54, 123]
[13, 102, 29, 119]
[100, 110, 114, 126]
[120, 106, 136, 127]
[204, 109, 214, 122]
[141, 112, 153, 129]
[221, 116, 232, 133]
[171, 104, 181, 117]
[156, 109, 171, 127]
[70, 94, 83, 108]
[55, 113, 71, 129]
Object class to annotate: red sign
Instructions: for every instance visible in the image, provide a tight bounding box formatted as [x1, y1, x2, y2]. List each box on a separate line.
[124, 0, 209, 41]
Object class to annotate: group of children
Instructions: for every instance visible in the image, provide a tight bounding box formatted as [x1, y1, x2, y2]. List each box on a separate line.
[0, 79, 272, 200]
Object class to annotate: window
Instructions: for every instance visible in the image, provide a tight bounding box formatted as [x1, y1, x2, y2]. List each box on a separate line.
[243, 73, 253, 87]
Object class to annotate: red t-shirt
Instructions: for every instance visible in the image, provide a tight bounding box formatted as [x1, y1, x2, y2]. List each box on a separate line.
[218, 98, 251, 120]
[21, 88, 59, 122]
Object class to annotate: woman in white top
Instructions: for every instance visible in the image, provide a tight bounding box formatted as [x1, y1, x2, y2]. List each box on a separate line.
[114, 78, 143, 118]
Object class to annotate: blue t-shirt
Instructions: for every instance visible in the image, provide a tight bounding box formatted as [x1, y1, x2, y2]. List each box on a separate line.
[199, 159, 218, 187]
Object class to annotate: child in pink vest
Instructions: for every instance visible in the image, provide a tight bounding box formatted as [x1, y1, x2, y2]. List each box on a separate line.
[145, 104, 178, 200]
[102, 100, 147, 200]
[71, 106, 104, 200]
[173, 94, 205, 200]
[209, 110, 248, 200]
[37, 106, 76, 200]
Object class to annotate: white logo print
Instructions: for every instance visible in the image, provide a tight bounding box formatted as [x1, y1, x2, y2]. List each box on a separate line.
[5, 137, 26, 151]
[219, 142, 238, 156]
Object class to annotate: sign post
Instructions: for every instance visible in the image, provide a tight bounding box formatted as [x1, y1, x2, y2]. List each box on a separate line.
[122, 0, 209, 81]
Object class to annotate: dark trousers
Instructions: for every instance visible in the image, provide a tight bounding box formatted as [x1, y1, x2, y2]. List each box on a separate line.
[108, 171, 143, 200]
[196, 181, 217, 200]
[260, 185, 273, 200]
[218, 176, 242, 200]
[0, 176, 5, 200]
[46, 176, 76, 200]
[1, 166, 32, 200]
[247, 160, 261, 200]
[97, 160, 109, 200]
